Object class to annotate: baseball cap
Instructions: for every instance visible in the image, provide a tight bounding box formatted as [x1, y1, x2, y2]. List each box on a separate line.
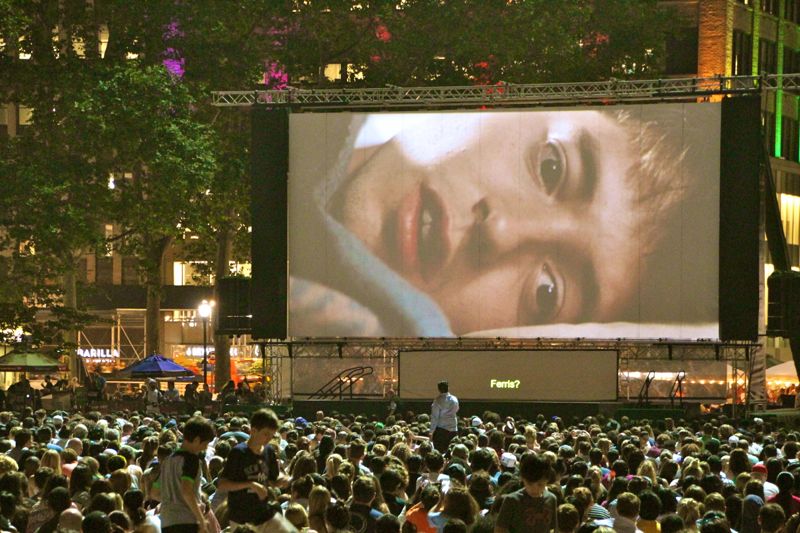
[471, 416, 482, 427]
[500, 452, 517, 469]
[752, 463, 767, 474]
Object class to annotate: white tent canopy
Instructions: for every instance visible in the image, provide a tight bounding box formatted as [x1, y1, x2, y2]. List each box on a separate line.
[766, 360, 798, 382]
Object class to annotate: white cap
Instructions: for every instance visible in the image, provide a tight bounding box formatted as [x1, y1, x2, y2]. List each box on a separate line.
[500, 452, 517, 468]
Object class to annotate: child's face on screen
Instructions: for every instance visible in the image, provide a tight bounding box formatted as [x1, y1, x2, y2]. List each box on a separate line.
[332, 110, 640, 334]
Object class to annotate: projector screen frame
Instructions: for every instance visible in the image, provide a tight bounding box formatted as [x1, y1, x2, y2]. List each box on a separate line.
[397, 348, 620, 403]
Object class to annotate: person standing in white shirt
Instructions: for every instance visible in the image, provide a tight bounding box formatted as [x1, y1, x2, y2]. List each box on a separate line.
[430, 381, 459, 454]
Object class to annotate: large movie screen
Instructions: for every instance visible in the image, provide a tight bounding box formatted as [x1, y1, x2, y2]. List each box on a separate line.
[288, 103, 721, 338]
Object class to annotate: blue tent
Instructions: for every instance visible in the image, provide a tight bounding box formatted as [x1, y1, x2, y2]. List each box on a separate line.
[116, 355, 196, 379]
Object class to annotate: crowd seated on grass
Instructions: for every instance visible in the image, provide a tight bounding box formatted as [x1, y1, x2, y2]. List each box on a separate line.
[0, 404, 799, 533]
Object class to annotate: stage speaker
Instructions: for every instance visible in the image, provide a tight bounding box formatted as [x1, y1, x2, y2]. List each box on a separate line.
[250, 106, 288, 339]
[768, 271, 800, 337]
[216, 277, 252, 335]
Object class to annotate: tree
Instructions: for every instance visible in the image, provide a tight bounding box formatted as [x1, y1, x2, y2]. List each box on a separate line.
[63, 65, 217, 355]
[275, 0, 673, 87]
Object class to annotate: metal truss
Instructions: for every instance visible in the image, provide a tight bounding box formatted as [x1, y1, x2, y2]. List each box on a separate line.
[213, 73, 800, 110]
[264, 338, 754, 362]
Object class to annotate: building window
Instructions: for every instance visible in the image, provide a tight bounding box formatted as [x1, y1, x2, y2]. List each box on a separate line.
[96, 257, 113, 285]
[759, 39, 778, 74]
[782, 116, 799, 162]
[787, 0, 800, 23]
[765, 111, 776, 154]
[172, 261, 211, 286]
[784, 48, 800, 74]
[733, 30, 753, 76]
[762, 0, 780, 16]
[103, 224, 114, 256]
[122, 256, 139, 285]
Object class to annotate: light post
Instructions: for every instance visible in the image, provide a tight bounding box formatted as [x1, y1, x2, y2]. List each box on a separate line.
[198, 300, 213, 388]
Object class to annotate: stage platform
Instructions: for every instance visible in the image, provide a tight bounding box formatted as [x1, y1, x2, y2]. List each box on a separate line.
[284, 399, 706, 422]
[750, 408, 800, 426]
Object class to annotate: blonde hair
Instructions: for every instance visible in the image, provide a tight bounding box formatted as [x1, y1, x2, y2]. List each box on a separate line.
[677, 498, 704, 531]
[308, 485, 331, 517]
[636, 460, 658, 486]
[285, 503, 309, 529]
[325, 453, 343, 479]
[41, 449, 61, 473]
[0, 455, 18, 476]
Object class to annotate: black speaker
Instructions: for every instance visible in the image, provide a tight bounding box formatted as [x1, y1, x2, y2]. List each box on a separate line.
[250, 106, 288, 340]
[790, 273, 800, 336]
[216, 277, 252, 335]
[768, 271, 787, 336]
[768, 270, 800, 337]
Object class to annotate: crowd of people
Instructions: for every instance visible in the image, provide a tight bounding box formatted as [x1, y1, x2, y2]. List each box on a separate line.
[0, 381, 799, 533]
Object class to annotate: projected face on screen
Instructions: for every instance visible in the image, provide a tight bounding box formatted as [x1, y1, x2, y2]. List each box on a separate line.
[288, 105, 720, 338]
[331, 112, 640, 333]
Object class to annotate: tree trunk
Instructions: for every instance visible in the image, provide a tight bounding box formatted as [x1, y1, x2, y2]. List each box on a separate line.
[213, 223, 235, 392]
[62, 264, 78, 378]
[144, 237, 172, 356]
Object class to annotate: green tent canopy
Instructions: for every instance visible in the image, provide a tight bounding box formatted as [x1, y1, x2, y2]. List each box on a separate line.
[0, 351, 63, 372]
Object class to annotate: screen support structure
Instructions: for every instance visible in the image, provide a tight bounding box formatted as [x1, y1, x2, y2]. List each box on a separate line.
[221, 73, 791, 415]
[761, 139, 800, 383]
[213, 73, 800, 109]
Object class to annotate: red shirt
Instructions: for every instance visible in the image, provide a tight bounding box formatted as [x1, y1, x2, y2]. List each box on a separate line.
[767, 492, 800, 518]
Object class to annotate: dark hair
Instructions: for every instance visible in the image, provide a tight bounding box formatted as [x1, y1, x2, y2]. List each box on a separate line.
[86, 493, 117, 515]
[442, 518, 467, 533]
[759, 503, 785, 533]
[420, 484, 441, 510]
[639, 490, 662, 521]
[380, 468, 406, 494]
[376, 513, 402, 533]
[325, 501, 351, 529]
[558, 503, 581, 533]
[425, 450, 445, 472]
[330, 474, 351, 501]
[47, 486, 71, 514]
[82, 510, 112, 533]
[123, 489, 146, 526]
[442, 487, 479, 526]
[470, 448, 495, 473]
[617, 492, 641, 519]
[109, 510, 132, 532]
[699, 513, 731, 533]
[519, 453, 551, 483]
[660, 514, 685, 533]
[70, 464, 93, 497]
[250, 409, 279, 430]
[353, 476, 377, 503]
[0, 492, 15, 519]
[437, 381, 449, 393]
[183, 416, 215, 443]
[33, 466, 54, 494]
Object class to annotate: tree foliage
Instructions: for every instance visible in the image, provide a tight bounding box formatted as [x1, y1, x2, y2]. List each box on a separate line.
[0, 0, 676, 353]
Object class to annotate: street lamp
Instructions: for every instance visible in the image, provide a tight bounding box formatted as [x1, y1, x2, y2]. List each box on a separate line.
[198, 300, 213, 388]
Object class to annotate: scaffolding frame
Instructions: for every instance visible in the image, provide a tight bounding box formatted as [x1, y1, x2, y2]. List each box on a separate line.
[256, 339, 752, 416]
[212, 73, 800, 109]
[218, 72, 777, 412]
